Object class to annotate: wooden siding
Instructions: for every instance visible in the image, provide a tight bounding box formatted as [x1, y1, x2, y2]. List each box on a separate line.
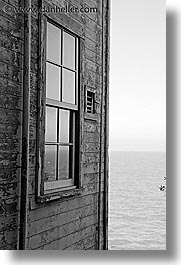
[26, 0, 106, 250]
[0, 0, 109, 250]
[0, 0, 23, 250]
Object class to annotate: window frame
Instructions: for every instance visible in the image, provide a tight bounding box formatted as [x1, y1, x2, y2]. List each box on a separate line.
[86, 90, 96, 114]
[45, 20, 78, 194]
[36, 15, 83, 201]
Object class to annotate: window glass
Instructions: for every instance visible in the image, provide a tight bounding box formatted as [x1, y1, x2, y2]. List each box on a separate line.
[76, 38, 79, 70]
[63, 32, 75, 69]
[62, 69, 75, 104]
[46, 63, 61, 101]
[59, 109, 70, 143]
[58, 146, 69, 180]
[45, 107, 57, 142]
[43, 21, 79, 192]
[47, 22, 61, 64]
[45, 145, 57, 182]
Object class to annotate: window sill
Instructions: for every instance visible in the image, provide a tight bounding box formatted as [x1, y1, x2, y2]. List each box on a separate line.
[36, 187, 84, 204]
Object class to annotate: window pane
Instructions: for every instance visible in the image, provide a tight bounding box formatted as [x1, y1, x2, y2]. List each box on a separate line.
[58, 146, 70, 180]
[63, 32, 75, 69]
[76, 38, 79, 70]
[59, 109, 70, 143]
[46, 63, 61, 101]
[62, 69, 75, 104]
[45, 145, 57, 182]
[45, 107, 57, 142]
[47, 22, 61, 64]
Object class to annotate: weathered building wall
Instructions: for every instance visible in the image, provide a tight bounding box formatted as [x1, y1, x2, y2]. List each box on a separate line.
[0, 0, 109, 250]
[0, 0, 23, 249]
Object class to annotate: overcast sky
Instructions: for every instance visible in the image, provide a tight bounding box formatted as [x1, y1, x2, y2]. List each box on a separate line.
[109, 0, 166, 152]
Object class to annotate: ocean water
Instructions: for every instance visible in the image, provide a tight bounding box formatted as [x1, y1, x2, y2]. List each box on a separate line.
[108, 151, 166, 250]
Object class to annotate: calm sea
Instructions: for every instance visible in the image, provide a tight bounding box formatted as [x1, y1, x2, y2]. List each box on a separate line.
[108, 151, 166, 250]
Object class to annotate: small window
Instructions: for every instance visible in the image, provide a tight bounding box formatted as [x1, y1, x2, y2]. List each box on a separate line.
[86, 90, 95, 114]
[44, 21, 79, 194]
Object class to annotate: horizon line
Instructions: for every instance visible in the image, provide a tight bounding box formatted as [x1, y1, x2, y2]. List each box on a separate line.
[109, 150, 166, 153]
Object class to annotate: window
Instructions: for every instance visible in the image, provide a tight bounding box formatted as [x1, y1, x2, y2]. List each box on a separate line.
[44, 21, 79, 194]
[86, 90, 95, 114]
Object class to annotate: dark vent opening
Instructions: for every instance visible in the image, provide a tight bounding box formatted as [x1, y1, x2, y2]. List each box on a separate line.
[86, 91, 95, 114]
